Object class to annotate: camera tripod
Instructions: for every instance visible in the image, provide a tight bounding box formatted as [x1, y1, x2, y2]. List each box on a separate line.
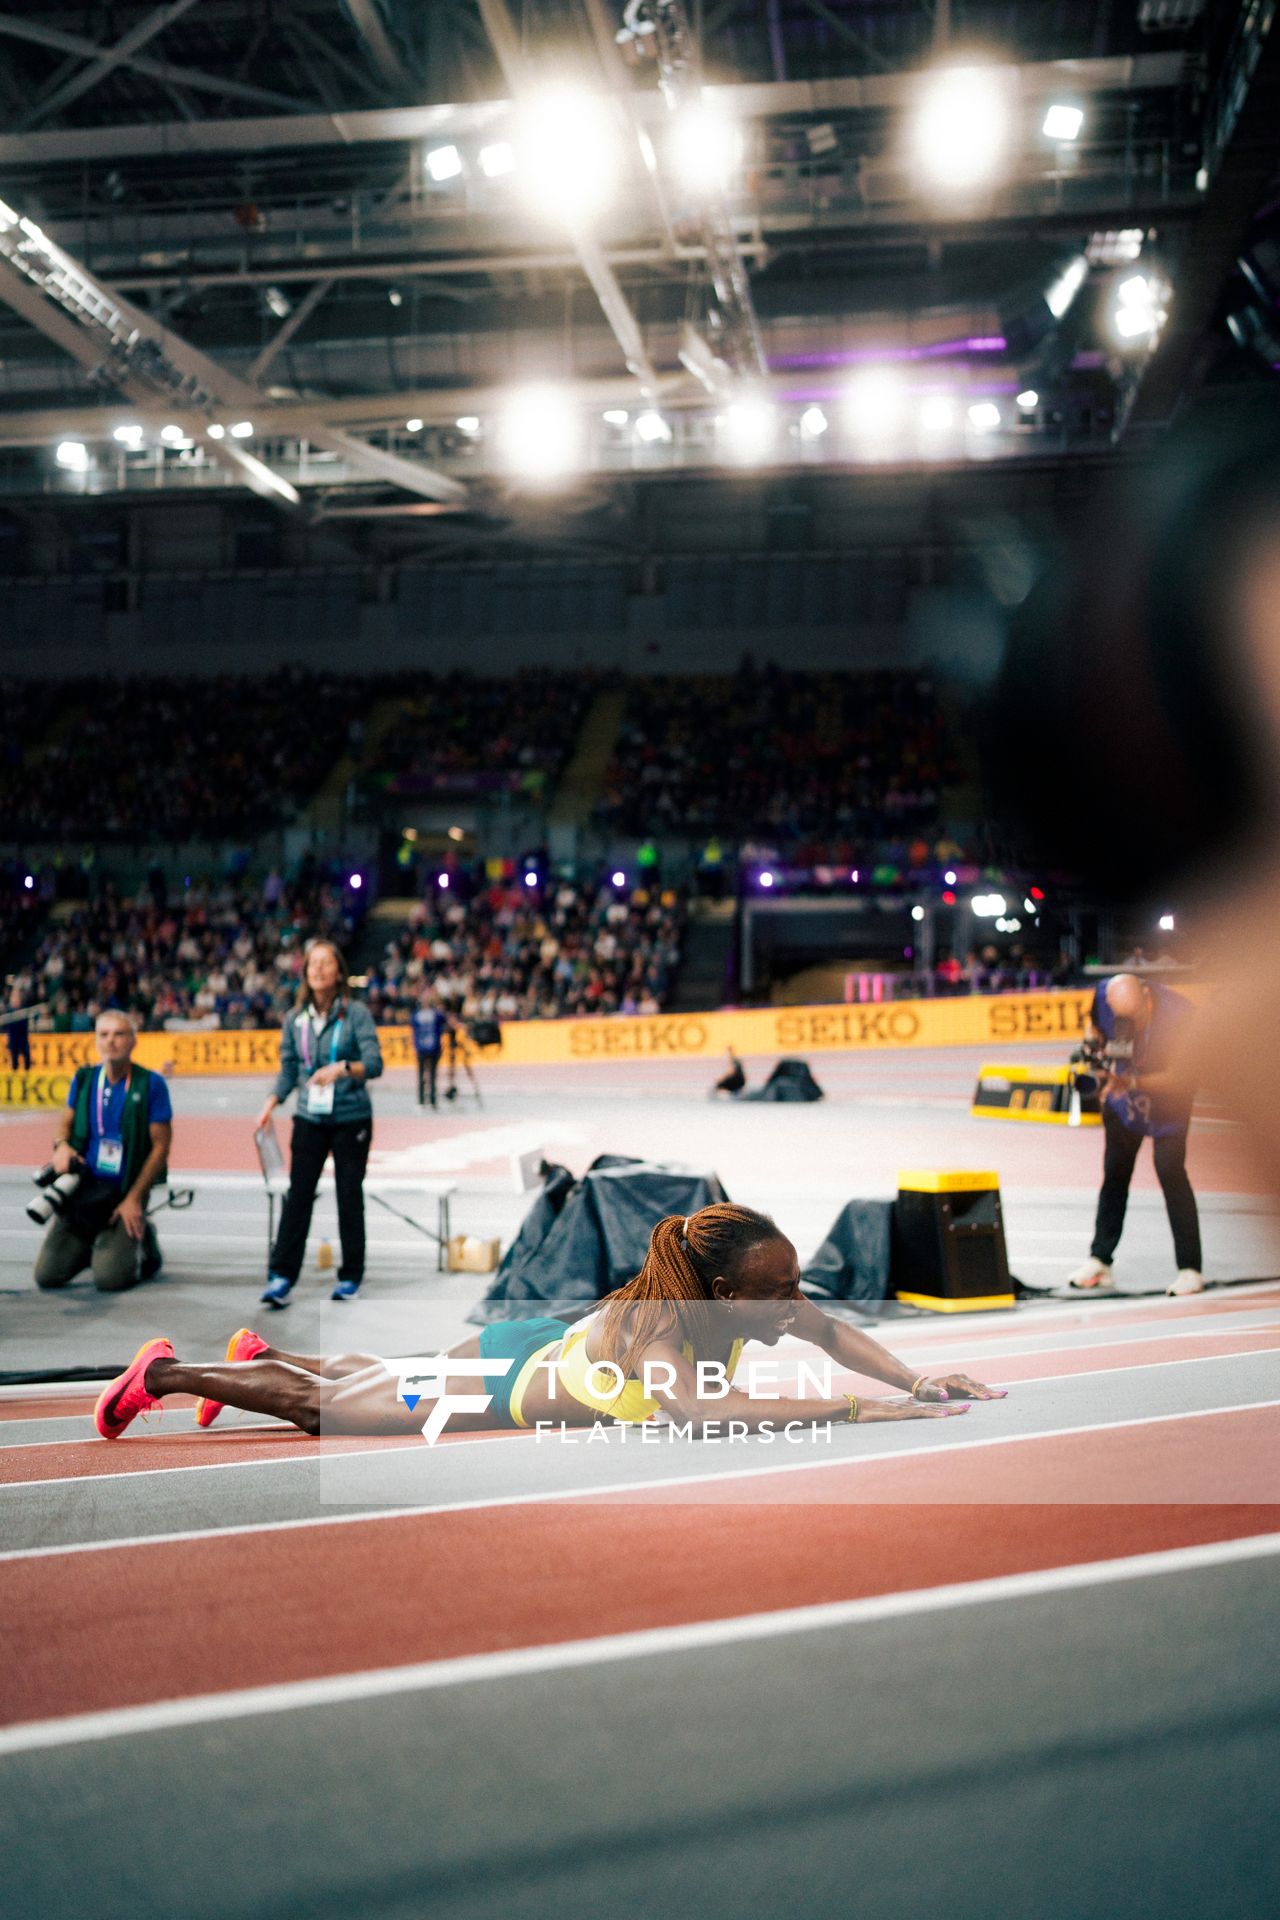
[442, 1030, 484, 1108]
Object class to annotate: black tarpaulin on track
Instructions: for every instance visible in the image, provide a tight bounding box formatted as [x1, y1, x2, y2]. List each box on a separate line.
[468, 1155, 728, 1324]
[743, 1057, 824, 1102]
[800, 1198, 894, 1302]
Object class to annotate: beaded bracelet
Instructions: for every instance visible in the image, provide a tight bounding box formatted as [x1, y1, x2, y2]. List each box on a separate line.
[844, 1393, 859, 1423]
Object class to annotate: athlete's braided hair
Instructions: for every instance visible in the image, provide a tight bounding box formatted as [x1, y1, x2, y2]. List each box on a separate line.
[595, 1203, 783, 1378]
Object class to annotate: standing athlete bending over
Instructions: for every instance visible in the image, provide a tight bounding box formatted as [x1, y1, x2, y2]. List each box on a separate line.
[95, 1204, 1005, 1440]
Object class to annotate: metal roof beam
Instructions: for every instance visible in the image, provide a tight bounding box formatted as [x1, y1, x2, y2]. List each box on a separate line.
[0, 201, 463, 504]
[18, 0, 203, 133]
[474, 0, 659, 394]
[0, 55, 1189, 165]
[341, 0, 418, 96]
[0, 12, 314, 116]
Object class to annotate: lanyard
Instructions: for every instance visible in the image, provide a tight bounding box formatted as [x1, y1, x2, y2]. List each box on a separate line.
[297, 1007, 343, 1069]
[96, 1065, 130, 1136]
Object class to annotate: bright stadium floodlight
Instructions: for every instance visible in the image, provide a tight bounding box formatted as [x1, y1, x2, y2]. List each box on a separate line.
[1158, 913, 1175, 932]
[206, 423, 226, 439]
[911, 66, 1010, 192]
[497, 386, 582, 482]
[1046, 255, 1089, 319]
[518, 88, 619, 224]
[911, 905, 925, 922]
[456, 417, 480, 434]
[160, 424, 185, 445]
[602, 409, 629, 426]
[634, 410, 671, 443]
[844, 366, 906, 446]
[612, 870, 626, 888]
[228, 420, 254, 438]
[425, 144, 463, 183]
[722, 396, 775, 462]
[1113, 272, 1163, 343]
[971, 892, 1006, 917]
[1016, 389, 1039, 411]
[438, 873, 450, 890]
[479, 140, 515, 179]
[799, 405, 828, 438]
[668, 99, 742, 194]
[918, 393, 957, 434]
[55, 440, 89, 469]
[1042, 103, 1084, 141]
[967, 400, 1001, 432]
[944, 869, 957, 885]
[113, 423, 144, 447]
[759, 870, 775, 889]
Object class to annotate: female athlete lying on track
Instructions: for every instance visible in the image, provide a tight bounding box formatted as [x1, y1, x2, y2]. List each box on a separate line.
[94, 1204, 1006, 1441]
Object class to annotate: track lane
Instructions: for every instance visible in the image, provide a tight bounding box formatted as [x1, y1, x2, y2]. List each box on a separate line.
[3, 1405, 1277, 1729]
[2, 1324, 1278, 1480]
[4, 1496, 1275, 1731]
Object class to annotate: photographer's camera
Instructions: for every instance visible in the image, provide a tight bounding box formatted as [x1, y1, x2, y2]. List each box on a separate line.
[27, 1162, 82, 1225]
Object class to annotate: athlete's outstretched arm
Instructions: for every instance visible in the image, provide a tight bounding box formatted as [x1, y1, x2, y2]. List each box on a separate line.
[796, 1297, 1007, 1402]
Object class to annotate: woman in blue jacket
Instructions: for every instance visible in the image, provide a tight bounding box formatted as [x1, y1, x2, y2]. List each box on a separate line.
[254, 939, 383, 1306]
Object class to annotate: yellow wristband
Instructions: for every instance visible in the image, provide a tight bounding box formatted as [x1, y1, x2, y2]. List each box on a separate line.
[844, 1393, 859, 1423]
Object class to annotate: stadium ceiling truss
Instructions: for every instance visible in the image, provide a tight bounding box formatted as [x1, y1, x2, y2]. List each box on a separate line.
[0, 0, 1271, 520]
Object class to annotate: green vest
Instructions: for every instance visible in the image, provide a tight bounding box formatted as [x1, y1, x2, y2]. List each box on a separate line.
[69, 1062, 156, 1191]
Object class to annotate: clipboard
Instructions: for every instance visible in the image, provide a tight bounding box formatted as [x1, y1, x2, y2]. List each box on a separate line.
[254, 1118, 285, 1182]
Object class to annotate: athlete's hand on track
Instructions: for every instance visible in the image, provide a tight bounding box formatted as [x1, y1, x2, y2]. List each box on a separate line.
[913, 1374, 1007, 1402]
[855, 1399, 970, 1422]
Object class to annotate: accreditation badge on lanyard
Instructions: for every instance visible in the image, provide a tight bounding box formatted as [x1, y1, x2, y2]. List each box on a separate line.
[94, 1066, 128, 1175]
[299, 1010, 343, 1115]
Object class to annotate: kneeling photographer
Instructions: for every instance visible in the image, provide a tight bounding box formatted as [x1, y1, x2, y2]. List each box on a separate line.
[1067, 973, 1202, 1296]
[33, 1009, 172, 1293]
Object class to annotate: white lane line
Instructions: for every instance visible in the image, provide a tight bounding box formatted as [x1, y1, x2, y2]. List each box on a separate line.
[2, 1394, 1277, 1560]
[880, 1283, 1280, 1346]
[2, 1529, 1278, 1758]
[0, 1423, 283, 1450]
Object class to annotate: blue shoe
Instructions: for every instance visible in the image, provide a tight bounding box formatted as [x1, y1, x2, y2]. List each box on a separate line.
[260, 1274, 294, 1309]
[331, 1278, 361, 1302]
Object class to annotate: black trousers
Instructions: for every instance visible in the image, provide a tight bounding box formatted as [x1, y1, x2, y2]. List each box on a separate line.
[416, 1052, 439, 1107]
[270, 1115, 372, 1283]
[1090, 1105, 1202, 1271]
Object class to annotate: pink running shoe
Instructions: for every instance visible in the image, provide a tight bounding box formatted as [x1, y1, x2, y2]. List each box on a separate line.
[194, 1327, 268, 1429]
[94, 1337, 174, 1441]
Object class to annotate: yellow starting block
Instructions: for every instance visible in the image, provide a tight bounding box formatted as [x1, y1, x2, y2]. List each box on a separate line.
[892, 1169, 1015, 1312]
[971, 1063, 1100, 1126]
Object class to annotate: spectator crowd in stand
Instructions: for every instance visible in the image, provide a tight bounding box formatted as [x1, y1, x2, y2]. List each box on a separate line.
[0, 671, 363, 840]
[10, 872, 358, 1032]
[4, 870, 684, 1032]
[362, 670, 592, 799]
[364, 878, 685, 1025]
[596, 665, 962, 850]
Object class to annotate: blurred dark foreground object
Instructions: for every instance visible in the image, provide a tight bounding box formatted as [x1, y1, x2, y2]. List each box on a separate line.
[990, 396, 1280, 903]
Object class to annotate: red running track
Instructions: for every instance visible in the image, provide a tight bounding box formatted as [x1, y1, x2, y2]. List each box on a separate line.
[3, 1410, 1278, 1729]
